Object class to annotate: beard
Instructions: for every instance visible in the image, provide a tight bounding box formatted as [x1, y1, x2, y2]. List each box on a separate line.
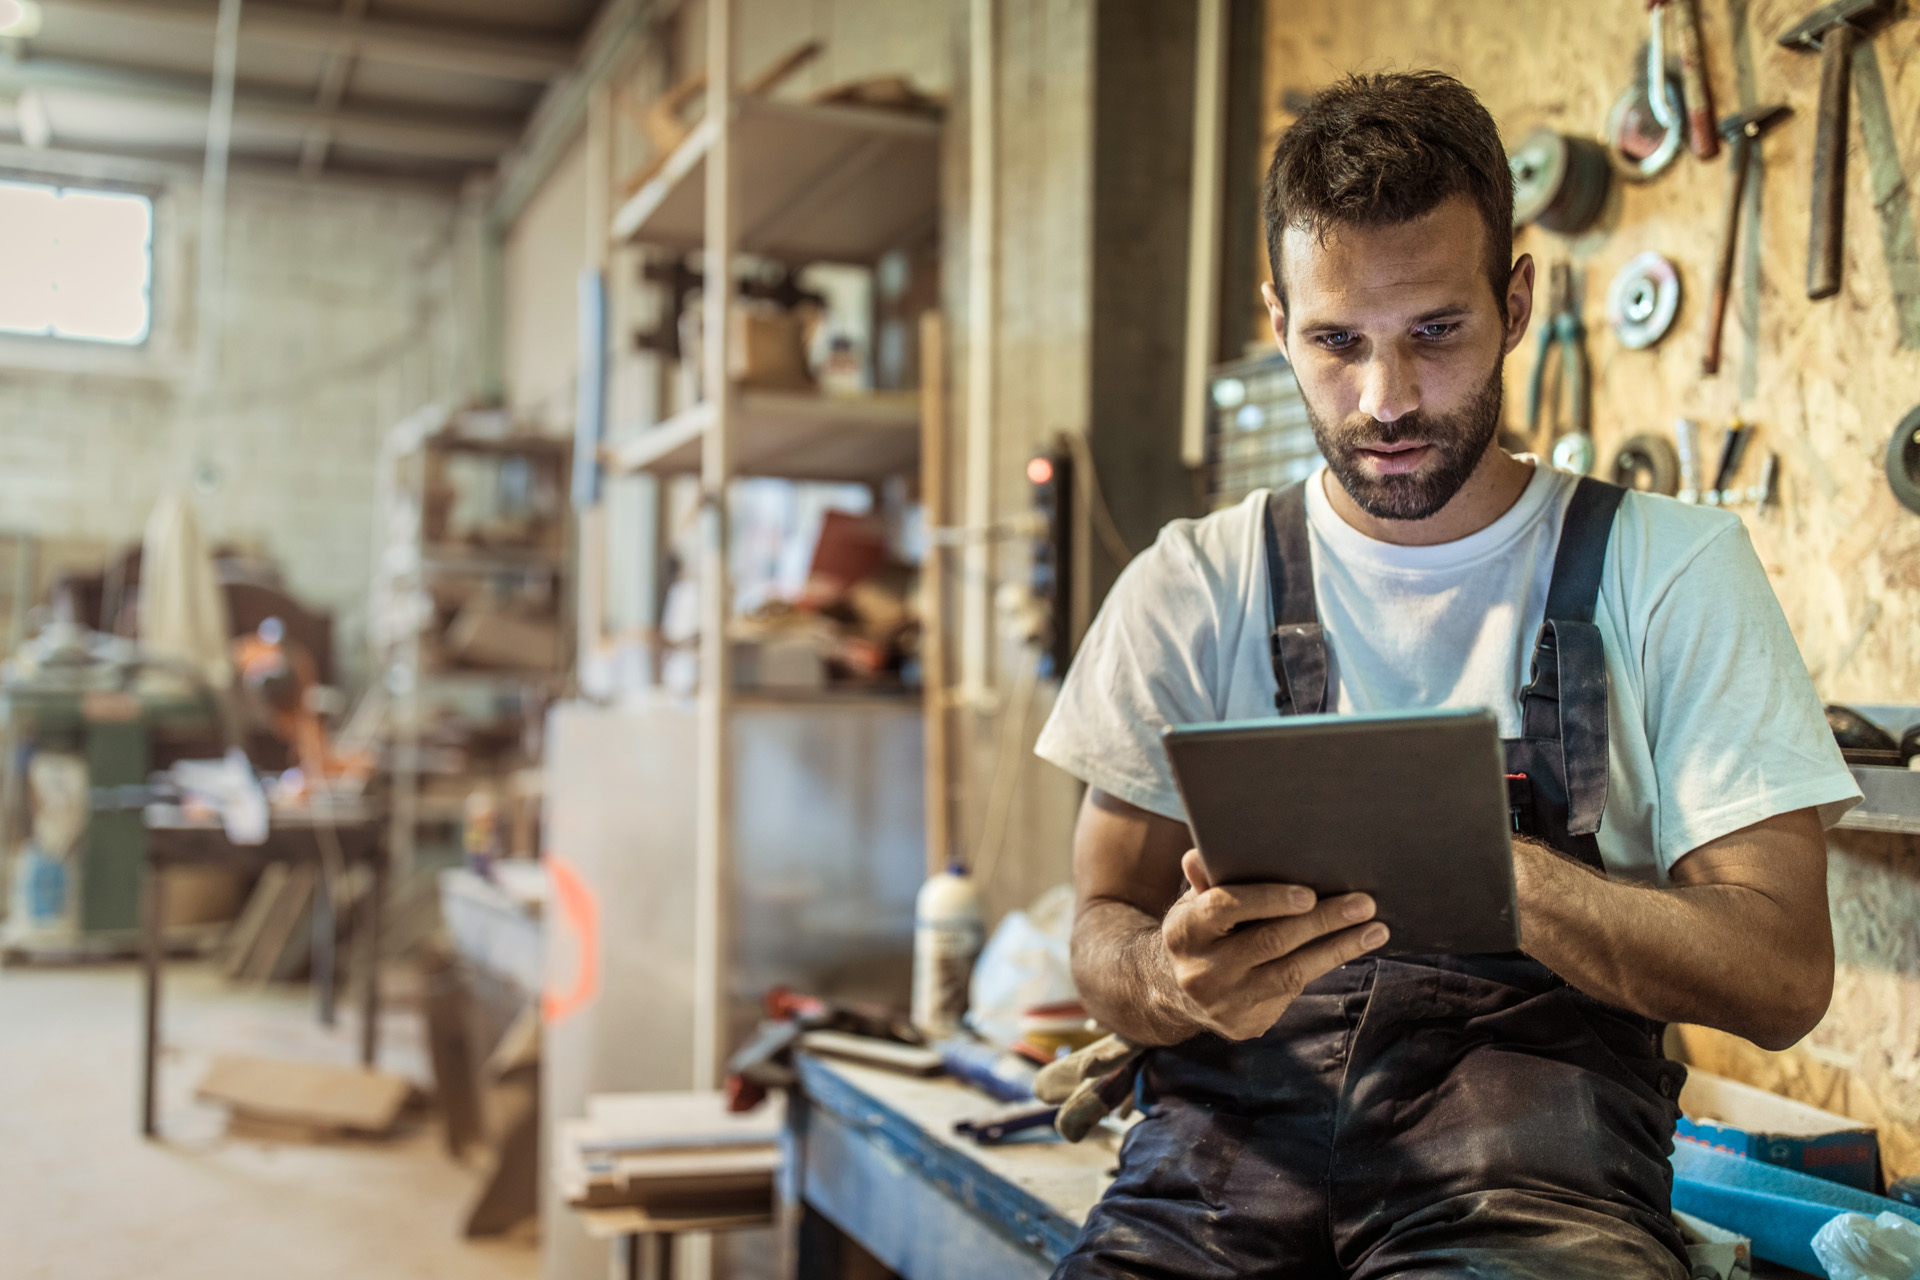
[1305, 359, 1506, 521]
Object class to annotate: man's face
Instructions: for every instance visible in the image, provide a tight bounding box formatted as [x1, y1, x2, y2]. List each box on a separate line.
[1266, 196, 1530, 522]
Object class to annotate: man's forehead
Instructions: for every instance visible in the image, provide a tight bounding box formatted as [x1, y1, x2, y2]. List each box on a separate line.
[1279, 199, 1490, 317]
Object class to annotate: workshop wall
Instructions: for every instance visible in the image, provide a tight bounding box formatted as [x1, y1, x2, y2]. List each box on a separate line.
[946, 0, 1096, 927]
[1261, 0, 1920, 1172]
[0, 172, 478, 687]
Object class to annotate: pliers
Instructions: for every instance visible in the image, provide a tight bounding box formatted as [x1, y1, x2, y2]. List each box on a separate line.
[1524, 262, 1590, 454]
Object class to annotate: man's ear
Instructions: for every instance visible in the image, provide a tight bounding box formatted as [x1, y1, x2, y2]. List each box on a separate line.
[1503, 254, 1536, 355]
[1260, 280, 1289, 359]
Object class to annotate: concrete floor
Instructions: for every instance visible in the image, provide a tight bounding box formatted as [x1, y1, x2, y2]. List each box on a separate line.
[0, 959, 539, 1280]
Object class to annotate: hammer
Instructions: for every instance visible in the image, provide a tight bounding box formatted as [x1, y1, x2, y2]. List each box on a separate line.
[1777, 0, 1892, 300]
[1703, 103, 1790, 375]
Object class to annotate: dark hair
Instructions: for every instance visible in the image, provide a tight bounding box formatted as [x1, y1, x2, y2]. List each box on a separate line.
[1262, 71, 1514, 319]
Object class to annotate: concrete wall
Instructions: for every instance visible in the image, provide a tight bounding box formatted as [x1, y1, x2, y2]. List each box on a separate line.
[0, 163, 478, 686]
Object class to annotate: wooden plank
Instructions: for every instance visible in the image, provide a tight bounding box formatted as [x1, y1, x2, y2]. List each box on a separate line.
[218, 861, 286, 979]
[694, 0, 740, 1098]
[920, 310, 952, 876]
[196, 1053, 411, 1133]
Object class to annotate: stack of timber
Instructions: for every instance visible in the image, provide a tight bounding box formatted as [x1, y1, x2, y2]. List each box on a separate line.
[557, 1091, 783, 1217]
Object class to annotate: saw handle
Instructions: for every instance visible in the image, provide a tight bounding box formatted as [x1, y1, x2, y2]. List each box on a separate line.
[1807, 23, 1855, 300]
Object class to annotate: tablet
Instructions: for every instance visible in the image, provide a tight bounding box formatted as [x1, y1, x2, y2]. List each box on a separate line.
[1163, 708, 1518, 956]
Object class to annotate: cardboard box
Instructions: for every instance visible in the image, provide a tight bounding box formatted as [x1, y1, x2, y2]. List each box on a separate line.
[446, 602, 562, 671]
[1673, 1209, 1751, 1280]
[1678, 1069, 1880, 1192]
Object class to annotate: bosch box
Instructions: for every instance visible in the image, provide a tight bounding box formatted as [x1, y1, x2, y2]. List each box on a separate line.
[1677, 1070, 1880, 1193]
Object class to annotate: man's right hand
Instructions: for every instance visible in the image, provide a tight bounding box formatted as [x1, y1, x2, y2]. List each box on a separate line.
[1160, 849, 1389, 1041]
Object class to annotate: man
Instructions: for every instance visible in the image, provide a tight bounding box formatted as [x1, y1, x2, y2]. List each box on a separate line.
[1032, 72, 1861, 1279]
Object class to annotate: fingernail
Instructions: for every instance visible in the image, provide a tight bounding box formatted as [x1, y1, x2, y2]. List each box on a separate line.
[1342, 895, 1373, 921]
[1362, 924, 1389, 947]
[1289, 888, 1314, 910]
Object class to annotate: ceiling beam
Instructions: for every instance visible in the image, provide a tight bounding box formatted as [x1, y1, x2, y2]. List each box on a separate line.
[0, 57, 519, 159]
[35, 0, 577, 82]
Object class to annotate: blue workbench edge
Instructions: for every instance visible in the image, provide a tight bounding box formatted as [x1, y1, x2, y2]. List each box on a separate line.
[794, 1052, 1087, 1263]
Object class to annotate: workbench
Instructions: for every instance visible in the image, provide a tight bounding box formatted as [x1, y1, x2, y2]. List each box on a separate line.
[139, 802, 387, 1137]
[784, 1054, 1122, 1280]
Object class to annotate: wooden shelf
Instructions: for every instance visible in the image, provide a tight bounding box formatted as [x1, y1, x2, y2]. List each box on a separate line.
[605, 390, 919, 482]
[611, 98, 941, 263]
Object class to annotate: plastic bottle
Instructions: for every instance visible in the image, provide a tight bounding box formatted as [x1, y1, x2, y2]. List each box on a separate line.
[912, 863, 984, 1038]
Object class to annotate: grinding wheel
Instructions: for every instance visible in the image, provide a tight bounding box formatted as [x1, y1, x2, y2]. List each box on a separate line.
[1611, 433, 1680, 495]
[1889, 405, 1920, 517]
[1605, 253, 1681, 350]
[1510, 128, 1611, 235]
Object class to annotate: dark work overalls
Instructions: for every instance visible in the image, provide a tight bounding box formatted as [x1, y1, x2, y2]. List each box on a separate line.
[1055, 478, 1691, 1280]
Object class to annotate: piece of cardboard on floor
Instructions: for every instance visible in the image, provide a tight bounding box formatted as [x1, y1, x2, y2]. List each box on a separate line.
[196, 1053, 411, 1135]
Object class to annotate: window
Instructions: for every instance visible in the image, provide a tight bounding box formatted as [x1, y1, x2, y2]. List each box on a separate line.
[0, 178, 153, 345]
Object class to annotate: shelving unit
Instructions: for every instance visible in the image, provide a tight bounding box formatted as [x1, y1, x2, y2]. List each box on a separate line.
[370, 412, 572, 883]
[613, 1, 942, 1088]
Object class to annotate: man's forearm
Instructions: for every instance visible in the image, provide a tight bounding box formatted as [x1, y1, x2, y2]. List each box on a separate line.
[1071, 898, 1203, 1047]
[1515, 838, 1832, 1050]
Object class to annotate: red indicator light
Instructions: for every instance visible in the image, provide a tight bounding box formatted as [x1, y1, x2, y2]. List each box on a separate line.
[1027, 456, 1053, 485]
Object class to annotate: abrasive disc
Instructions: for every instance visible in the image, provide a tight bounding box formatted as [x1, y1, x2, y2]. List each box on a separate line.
[1605, 252, 1681, 350]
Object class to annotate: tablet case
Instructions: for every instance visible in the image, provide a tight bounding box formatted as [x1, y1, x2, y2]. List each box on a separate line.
[1163, 708, 1519, 956]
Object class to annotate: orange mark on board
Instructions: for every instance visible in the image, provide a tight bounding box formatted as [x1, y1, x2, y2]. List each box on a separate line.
[543, 854, 600, 1025]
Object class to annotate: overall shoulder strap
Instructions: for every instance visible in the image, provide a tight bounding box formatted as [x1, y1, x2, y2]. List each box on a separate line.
[1542, 476, 1626, 623]
[1264, 482, 1326, 716]
[1521, 475, 1627, 839]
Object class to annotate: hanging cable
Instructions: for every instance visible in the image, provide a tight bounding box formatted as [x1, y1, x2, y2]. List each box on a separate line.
[1059, 431, 1136, 568]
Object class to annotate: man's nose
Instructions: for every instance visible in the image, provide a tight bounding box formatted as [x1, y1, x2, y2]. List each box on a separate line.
[1355, 347, 1420, 424]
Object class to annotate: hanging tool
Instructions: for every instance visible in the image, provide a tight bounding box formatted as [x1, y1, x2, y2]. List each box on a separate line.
[1703, 103, 1791, 375]
[1606, 252, 1682, 349]
[1659, 0, 1720, 159]
[1611, 433, 1682, 495]
[1776, 0, 1893, 300]
[1888, 405, 1920, 517]
[1525, 263, 1592, 473]
[1674, 418, 1703, 503]
[1608, 12, 1688, 181]
[1750, 453, 1780, 508]
[1705, 420, 1755, 506]
[1509, 128, 1611, 235]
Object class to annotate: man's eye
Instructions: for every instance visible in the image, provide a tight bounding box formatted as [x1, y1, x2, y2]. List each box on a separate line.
[1415, 323, 1459, 340]
[1317, 331, 1357, 350]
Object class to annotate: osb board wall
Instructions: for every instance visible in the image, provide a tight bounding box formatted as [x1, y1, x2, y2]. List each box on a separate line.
[1262, 1, 1920, 1173]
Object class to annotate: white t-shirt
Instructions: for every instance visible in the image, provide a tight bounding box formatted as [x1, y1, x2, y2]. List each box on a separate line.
[1034, 458, 1861, 883]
